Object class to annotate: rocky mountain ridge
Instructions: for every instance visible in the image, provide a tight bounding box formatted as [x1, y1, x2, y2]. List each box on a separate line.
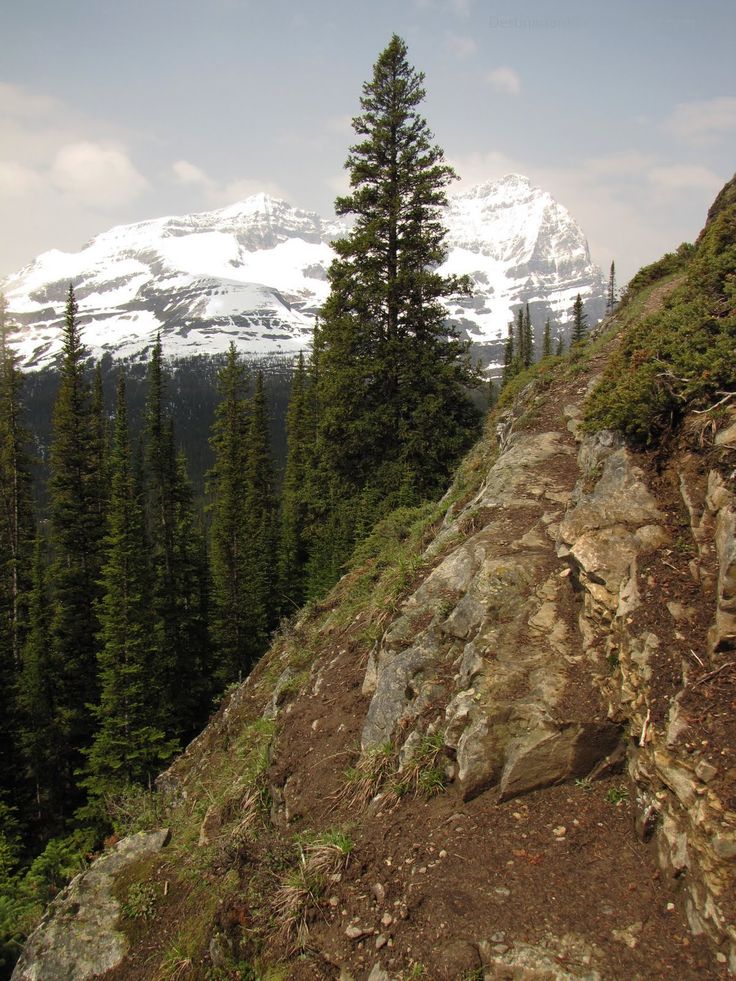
[11, 273, 736, 979]
[2, 175, 605, 371]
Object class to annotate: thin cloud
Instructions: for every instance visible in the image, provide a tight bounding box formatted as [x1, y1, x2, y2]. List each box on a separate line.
[0, 82, 59, 119]
[171, 159, 287, 207]
[663, 96, 736, 145]
[446, 33, 477, 60]
[52, 142, 148, 209]
[485, 67, 521, 95]
[648, 163, 723, 194]
[0, 161, 44, 197]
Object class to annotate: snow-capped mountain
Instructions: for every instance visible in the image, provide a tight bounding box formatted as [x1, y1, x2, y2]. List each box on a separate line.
[2, 175, 605, 371]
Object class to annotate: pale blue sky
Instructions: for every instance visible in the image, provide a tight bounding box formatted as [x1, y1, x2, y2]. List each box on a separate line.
[1, 0, 734, 280]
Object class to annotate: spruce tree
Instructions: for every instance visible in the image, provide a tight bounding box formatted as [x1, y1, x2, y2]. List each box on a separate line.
[0, 294, 34, 816]
[521, 303, 533, 368]
[501, 322, 515, 387]
[571, 294, 588, 344]
[244, 372, 277, 645]
[143, 336, 209, 739]
[208, 345, 250, 683]
[278, 353, 310, 612]
[144, 335, 177, 706]
[310, 35, 479, 587]
[16, 535, 61, 827]
[48, 285, 103, 803]
[543, 318, 553, 358]
[84, 375, 174, 799]
[606, 261, 617, 315]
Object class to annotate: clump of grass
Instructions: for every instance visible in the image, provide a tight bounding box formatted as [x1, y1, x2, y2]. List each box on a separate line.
[271, 832, 352, 949]
[297, 829, 354, 877]
[271, 859, 324, 950]
[105, 784, 169, 837]
[387, 730, 448, 805]
[335, 742, 397, 809]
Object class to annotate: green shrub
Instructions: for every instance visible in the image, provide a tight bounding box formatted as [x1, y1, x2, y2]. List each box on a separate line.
[584, 179, 736, 445]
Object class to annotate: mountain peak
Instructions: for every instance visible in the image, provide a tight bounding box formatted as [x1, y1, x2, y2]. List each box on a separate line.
[3, 177, 604, 370]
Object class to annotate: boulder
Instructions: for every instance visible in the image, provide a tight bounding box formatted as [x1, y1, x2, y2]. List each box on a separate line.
[12, 829, 170, 981]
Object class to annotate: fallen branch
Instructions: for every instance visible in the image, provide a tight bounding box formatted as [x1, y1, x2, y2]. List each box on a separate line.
[639, 708, 651, 747]
[692, 660, 736, 688]
[692, 391, 736, 415]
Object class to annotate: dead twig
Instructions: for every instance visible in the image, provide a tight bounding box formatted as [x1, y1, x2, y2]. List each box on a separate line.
[692, 660, 736, 688]
[692, 391, 736, 414]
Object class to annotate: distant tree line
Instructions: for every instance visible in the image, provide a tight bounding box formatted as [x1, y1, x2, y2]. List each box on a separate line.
[501, 290, 597, 389]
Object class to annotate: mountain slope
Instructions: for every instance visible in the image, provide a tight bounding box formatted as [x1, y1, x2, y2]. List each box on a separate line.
[2, 176, 604, 371]
[11, 256, 736, 979]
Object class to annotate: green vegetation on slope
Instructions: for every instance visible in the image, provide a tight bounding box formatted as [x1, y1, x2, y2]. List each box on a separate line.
[584, 175, 736, 444]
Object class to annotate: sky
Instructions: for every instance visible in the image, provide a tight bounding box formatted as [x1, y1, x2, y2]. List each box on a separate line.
[0, 0, 734, 283]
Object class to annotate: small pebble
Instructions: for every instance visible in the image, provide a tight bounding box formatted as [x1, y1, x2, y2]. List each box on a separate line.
[439, 849, 448, 859]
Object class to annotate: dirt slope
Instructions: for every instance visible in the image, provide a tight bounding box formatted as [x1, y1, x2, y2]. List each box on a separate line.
[12, 289, 736, 981]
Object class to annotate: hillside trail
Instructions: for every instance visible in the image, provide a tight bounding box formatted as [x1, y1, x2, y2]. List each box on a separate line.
[261, 338, 722, 980]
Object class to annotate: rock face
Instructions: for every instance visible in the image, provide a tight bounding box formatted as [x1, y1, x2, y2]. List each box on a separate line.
[358, 383, 736, 970]
[556, 416, 736, 969]
[11, 829, 170, 981]
[362, 399, 622, 804]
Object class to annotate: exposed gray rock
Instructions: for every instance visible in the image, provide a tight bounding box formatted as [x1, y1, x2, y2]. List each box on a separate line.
[366, 964, 394, 981]
[479, 936, 601, 979]
[433, 938, 482, 979]
[12, 829, 170, 981]
[499, 722, 622, 801]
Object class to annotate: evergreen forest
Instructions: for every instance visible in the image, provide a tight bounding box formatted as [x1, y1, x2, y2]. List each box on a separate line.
[0, 35, 489, 972]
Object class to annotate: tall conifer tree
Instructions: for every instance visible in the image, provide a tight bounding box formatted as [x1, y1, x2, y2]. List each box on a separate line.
[310, 35, 479, 588]
[278, 353, 310, 612]
[501, 322, 515, 387]
[606, 261, 617, 315]
[144, 336, 209, 738]
[84, 376, 174, 800]
[521, 303, 534, 367]
[543, 317, 553, 358]
[208, 345, 250, 683]
[0, 293, 34, 812]
[48, 285, 103, 802]
[244, 372, 277, 646]
[571, 294, 588, 344]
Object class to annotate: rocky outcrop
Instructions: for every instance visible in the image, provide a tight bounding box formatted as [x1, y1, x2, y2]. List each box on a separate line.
[558, 420, 736, 971]
[357, 383, 736, 973]
[362, 392, 622, 805]
[11, 829, 170, 981]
